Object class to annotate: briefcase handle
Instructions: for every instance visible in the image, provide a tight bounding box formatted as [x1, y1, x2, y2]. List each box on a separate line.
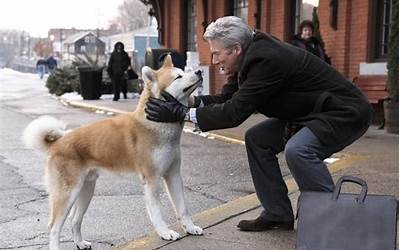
[332, 176, 368, 204]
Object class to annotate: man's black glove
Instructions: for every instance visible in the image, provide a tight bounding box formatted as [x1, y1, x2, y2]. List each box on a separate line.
[145, 90, 189, 123]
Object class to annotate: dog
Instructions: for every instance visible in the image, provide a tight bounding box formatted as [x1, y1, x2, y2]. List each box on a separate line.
[23, 55, 203, 250]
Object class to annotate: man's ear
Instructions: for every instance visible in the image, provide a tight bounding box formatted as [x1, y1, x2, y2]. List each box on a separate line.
[234, 42, 242, 55]
[141, 66, 155, 84]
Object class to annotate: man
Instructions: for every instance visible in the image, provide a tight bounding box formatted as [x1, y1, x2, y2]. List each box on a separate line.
[36, 58, 47, 79]
[145, 16, 372, 231]
[46, 56, 58, 74]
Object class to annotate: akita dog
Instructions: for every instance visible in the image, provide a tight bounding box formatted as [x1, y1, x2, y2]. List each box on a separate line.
[23, 55, 203, 250]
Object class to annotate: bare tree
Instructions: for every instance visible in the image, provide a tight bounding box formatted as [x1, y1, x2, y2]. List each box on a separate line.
[108, 0, 149, 32]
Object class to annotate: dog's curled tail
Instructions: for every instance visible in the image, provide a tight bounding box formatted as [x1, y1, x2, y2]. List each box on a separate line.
[23, 116, 66, 152]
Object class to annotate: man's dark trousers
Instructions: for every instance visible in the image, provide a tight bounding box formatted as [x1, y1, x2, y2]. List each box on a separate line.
[244, 118, 346, 222]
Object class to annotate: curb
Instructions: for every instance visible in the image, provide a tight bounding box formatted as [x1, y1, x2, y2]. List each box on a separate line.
[115, 153, 362, 250]
[59, 98, 130, 115]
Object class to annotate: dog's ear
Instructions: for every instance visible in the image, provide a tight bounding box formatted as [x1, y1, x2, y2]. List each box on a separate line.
[161, 54, 173, 68]
[141, 66, 155, 84]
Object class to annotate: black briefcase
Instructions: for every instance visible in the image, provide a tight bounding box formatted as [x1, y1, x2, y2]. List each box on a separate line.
[296, 176, 398, 250]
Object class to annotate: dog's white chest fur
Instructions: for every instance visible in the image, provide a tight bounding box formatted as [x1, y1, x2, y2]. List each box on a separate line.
[151, 124, 182, 173]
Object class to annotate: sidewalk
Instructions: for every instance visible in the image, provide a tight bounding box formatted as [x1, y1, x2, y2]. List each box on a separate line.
[61, 95, 399, 250]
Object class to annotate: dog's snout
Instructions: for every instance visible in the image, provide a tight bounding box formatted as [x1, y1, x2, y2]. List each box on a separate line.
[195, 70, 202, 79]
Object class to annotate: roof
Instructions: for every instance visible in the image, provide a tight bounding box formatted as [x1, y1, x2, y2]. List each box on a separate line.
[63, 31, 101, 44]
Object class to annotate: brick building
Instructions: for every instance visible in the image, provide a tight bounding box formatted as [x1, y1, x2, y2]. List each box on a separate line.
[144, 0, 393, 95]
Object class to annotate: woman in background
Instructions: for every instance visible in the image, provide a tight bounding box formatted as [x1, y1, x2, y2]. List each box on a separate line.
[291, 20, 331, 64]
[107, 41, 131, 101]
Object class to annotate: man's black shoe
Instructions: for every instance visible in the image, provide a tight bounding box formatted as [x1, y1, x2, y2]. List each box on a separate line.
[237, 216, 294, 231]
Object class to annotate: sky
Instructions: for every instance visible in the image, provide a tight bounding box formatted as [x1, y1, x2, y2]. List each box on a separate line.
[0, 0, 125, 37]
[304, 0, 319, 5]
[0, 0, 319, 38]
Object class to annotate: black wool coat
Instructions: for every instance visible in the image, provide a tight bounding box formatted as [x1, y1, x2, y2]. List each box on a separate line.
[196, 32, 373, 146]
[291, 35, 331, 64]
[107, 43, 131, 77]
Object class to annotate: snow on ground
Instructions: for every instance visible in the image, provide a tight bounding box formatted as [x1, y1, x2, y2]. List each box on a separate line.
[0, 67, 45, 82]
[0, 68, 140, 102]
[61, 92, 140, 102]
[0, 68, 48, 101]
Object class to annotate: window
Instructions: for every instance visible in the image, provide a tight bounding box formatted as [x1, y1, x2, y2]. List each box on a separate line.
[234, 0, 248, 23]
[294, 0, 319, 34]
[186, 0, 197, 51]
[294, 0, 303, 33]
[371, 0, 393, 60]
[287, 0, 319, 41]
[286, 0, 302, 40]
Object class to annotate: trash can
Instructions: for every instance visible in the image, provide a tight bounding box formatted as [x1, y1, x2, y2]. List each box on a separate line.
[145, 48, 186, 70]
[78, 66, 103, 100]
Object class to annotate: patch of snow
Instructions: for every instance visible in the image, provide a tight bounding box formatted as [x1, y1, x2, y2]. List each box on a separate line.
[61, 92, 83, 101]
[324, 158, 340, 164]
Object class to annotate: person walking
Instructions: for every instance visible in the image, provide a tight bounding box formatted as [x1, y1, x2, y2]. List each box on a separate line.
[145, 16, 373, 231]
[107, 41, 131, 101]
[291, 20, 331, 64]
[36, 58, 47, 79]
[46, 56, 58, 74]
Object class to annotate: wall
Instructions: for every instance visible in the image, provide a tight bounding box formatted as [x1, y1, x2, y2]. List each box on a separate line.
[157, 0, 377, 93]
[319, 0, 372, 80]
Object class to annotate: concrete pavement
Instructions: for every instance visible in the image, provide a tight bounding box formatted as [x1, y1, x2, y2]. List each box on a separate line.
[60, 94, 399, 250]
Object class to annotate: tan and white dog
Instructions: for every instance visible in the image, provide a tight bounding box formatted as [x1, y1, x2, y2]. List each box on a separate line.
[23, 55, 203, 250]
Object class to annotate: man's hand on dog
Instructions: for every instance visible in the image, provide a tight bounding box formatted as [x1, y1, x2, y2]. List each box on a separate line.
[146, 90, 189, 123]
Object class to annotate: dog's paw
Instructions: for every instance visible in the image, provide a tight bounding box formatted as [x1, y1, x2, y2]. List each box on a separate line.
[185, 225, 203, 235]
[76, 240, 92, 250]
[159, 229, 181, 241]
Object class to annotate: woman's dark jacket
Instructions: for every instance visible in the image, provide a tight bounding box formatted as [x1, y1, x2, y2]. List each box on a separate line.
[291, 35, 331, 64]
[107, 42, 131, 77]
[196, 32, 372, 146]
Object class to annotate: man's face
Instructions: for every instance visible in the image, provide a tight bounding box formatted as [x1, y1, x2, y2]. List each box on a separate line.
[208, 39, 242, 76]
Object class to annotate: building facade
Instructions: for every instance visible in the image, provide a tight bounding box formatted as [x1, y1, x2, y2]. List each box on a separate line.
[144, 0, 392, 94]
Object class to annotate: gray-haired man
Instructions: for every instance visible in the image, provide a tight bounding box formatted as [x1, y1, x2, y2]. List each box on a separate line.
[145, 16, 372, 231]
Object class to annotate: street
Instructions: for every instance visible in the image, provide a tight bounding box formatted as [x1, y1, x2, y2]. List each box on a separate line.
[0, 69, 290, 249]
